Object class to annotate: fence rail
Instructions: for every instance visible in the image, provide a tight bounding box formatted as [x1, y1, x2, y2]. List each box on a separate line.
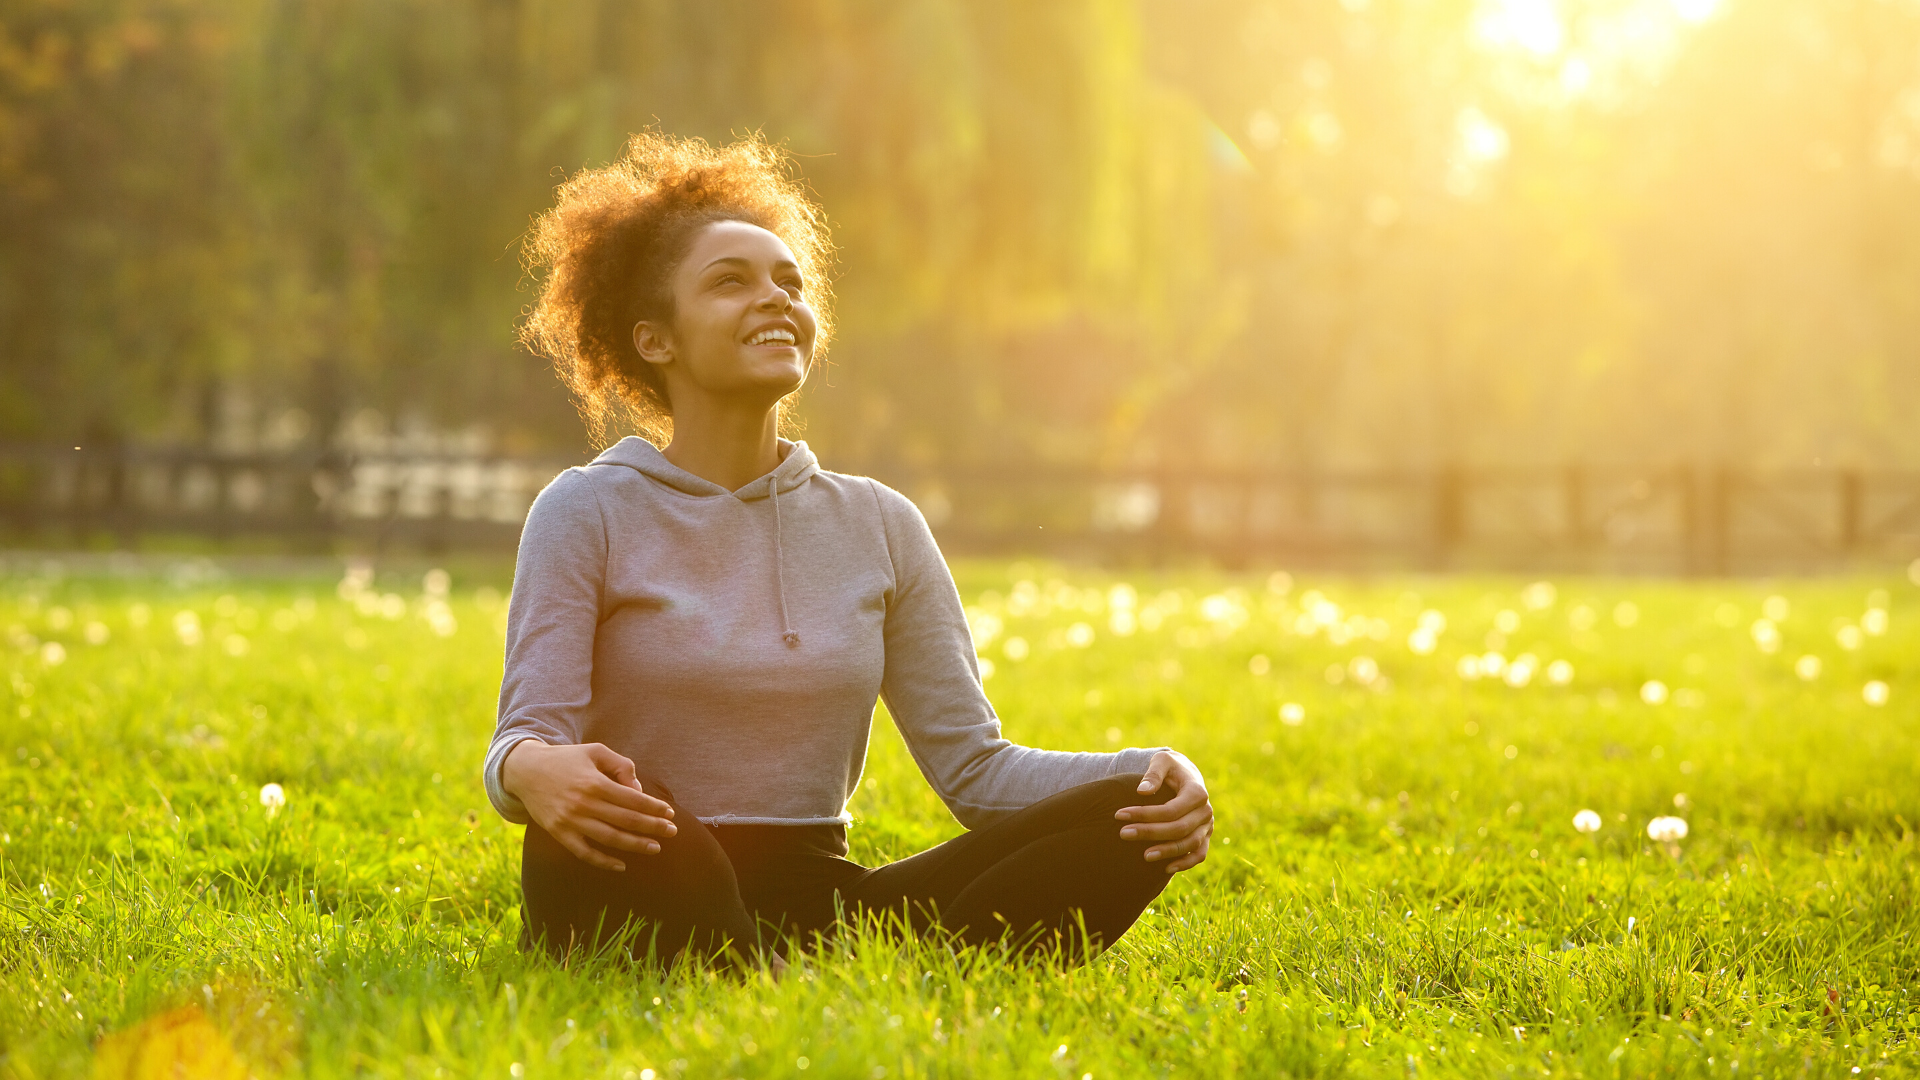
[4, 444, 1918, 571]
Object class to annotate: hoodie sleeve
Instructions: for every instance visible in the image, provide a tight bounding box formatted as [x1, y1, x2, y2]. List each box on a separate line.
[870, 481, 1167, 830]
[483, 468, 608, 823]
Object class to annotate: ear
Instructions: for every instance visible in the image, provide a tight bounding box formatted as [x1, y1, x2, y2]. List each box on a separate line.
[632, 320, 674, 368]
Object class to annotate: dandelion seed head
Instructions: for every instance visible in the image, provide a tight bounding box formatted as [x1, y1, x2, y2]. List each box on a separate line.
[1572, 809, 1603, 833]
[1646, 816, 1688, 842]
[259, 783, 286, 815]
[1640, 679, 1669, 705]
[1863, 680, 1890, 706]
[1280, 702, 1306, 726]
[1349, 655, 1380, 685]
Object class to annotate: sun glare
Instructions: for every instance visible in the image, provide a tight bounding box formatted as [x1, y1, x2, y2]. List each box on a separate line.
[1476, 0, 1567, 57]
[1670, 0, 1719, 24]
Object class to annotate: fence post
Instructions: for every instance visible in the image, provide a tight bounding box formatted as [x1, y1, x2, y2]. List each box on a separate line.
[1839, 469, 1863, 552]
[1432, 465, 1464, 568]
[1710, 465, 1733, 576]
[1563, 464, 1587, 550]
[1677, 464, 1700, 575]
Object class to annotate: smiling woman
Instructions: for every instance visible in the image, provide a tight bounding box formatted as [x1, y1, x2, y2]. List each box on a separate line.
[496, 132, 1215, 975]
[518, 132, 836, 448]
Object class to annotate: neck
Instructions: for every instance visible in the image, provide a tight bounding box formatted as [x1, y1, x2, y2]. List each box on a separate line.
[661, 398, 784, 491]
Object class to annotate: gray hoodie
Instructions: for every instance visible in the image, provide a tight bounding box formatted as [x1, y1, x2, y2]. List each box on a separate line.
[483, 437, 1162, 828]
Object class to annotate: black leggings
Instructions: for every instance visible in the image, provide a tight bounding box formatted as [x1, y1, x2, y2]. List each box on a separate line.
[521, 774, 1176, 966]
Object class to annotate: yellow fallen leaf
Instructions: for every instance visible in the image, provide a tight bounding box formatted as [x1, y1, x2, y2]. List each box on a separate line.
[92, 1006, 250, 1080]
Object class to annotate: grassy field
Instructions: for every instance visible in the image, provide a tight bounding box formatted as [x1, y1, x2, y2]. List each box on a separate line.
[1, 555, 1916, 1078]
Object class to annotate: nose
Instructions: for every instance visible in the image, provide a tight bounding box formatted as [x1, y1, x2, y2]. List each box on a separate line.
[757, 280, 793, 311]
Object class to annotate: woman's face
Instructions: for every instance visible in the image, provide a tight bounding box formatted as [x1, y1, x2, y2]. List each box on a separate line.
[635, 220, 817, 408]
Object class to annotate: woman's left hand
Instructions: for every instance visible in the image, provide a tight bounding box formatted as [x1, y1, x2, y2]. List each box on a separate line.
[1115, 750, 1213, 874]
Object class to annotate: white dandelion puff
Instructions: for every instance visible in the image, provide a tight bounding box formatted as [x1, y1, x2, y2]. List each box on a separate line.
[1646, 816, 1688, 843]
[1572, 809, 1602, 834]
[1863, 680, 1890, 706]
[259, 783, 287, 817]
[1280, 702, 1306, 726]
[1640, 680, 1669, 705]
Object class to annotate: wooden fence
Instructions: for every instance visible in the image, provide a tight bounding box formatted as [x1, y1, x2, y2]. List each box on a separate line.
[4, 444, 1918, 572]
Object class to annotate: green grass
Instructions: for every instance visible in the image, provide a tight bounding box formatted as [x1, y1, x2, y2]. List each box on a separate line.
[1, 556, 1916, 1078]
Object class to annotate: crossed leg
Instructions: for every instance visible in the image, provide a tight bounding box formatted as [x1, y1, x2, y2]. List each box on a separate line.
[834, 773, 1177, 959]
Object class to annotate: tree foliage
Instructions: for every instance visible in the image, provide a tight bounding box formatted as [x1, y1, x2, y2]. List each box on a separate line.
[2, 0, 1917, 467]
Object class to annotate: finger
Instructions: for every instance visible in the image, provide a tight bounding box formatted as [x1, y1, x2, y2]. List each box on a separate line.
[591, 777, 676, 820]
[1152, 828, 1212, 868]
[1123, 806, 1212, 844]
[588, 801, 678, 839]
[578, 816, 663, 855]
[585, 744, 657, 801]
[1134, 754, 1173, 795]
[1115, 785, 1207, 824]
[1164, 841, 1209, 874]
[558, 830, 629, 873]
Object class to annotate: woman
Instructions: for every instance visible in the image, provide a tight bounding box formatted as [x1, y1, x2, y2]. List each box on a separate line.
[485, 133, 1213, 969]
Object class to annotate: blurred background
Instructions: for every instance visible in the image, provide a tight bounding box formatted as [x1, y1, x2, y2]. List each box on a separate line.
[4, 0, 1920, 569]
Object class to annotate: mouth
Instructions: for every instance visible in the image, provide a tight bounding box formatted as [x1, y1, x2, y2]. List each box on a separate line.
[745, 326, 799, 348]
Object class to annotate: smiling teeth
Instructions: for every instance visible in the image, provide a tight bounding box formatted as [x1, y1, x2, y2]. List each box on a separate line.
[748, 329, 796, 346]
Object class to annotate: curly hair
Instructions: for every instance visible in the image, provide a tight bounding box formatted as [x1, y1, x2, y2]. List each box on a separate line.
[519, 132, 835, 446]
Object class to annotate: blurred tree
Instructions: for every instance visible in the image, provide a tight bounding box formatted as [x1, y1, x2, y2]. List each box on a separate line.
[1, 0, 1917, 471]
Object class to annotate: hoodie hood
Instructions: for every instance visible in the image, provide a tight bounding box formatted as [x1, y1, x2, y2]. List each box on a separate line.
[590, 435, 817, 647]
[590, 436, 819, 501]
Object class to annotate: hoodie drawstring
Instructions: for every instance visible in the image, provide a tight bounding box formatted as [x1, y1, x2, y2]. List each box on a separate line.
[769, 478, 801, 646]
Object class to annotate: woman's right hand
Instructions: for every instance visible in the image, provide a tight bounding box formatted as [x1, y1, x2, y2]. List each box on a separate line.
[500, 741, 678, 872]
